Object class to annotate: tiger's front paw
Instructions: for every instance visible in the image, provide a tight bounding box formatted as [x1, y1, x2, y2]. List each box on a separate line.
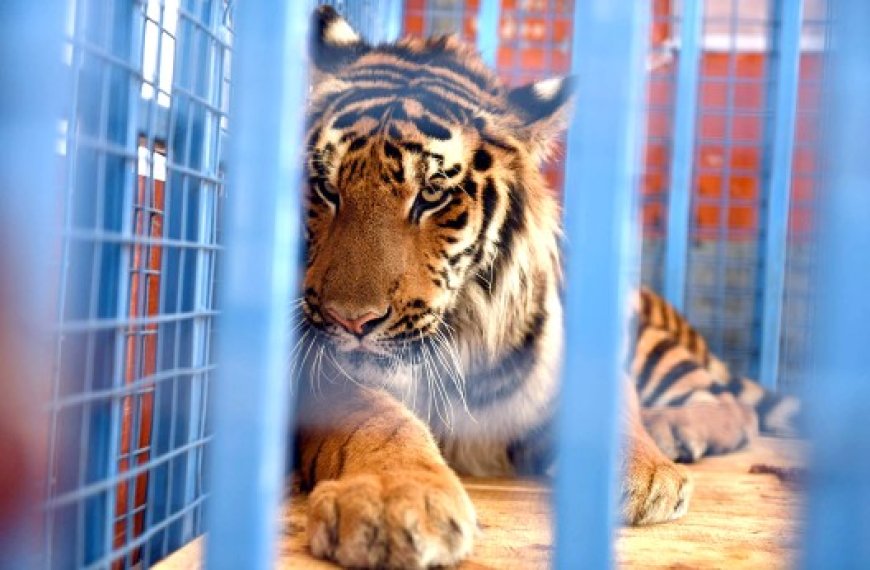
[307, 468, 476, 569]
[621, 451, 693, 525]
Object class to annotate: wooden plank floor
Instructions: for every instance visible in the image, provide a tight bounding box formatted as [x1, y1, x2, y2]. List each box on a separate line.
[156, 437, 803, 569]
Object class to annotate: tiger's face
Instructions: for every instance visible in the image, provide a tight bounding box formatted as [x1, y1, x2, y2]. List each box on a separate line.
[303, 115, 491, 356]
[301, 7, 571, 364]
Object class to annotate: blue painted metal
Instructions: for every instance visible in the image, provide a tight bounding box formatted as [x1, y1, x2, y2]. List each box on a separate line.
[802, 0, 870, 566]
[205, 0, 307, 568]
[380, 0, 405, 43]
[758, 0, 804, 390]
[177, 0, 216, 550]
[663, 0, 704, 311]
[100, 1, 139, 565]
[555, 1, 649, 568]
[59, 0, 139, 565]
[0, 1, 66, 567]
[476, 0, 500, 67]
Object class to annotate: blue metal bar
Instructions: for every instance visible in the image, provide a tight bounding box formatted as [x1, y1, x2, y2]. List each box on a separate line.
[205, 0, 308, 568]
[555, 2, 649, 568]
[61, 0, 138, 563]
[758, 0, 804, 390]
[100, 0, 141, 563]
[663, 0, 704, 310]
[178, 0, 217, 547]
[802, 0, 870, 566]
[379, 0, 405, 43]
[0, 0, 66, 567]
[476, 0, 500, 67]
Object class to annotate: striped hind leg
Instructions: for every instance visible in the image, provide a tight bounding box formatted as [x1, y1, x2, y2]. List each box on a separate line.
[642, 393, 758, 462]
[635, 287, 801, 438]
[630, 327, 759, 462]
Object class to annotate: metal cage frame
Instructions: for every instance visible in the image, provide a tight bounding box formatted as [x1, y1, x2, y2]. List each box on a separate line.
[38, 0, 231, 567]
[2, 0, 869, 568]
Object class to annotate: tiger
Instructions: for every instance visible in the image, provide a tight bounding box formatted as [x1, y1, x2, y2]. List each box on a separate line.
[292, 6, 800, 568]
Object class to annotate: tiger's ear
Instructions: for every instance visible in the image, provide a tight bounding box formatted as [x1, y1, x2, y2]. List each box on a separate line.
[309, 6, 369, 73]
[506, 76, 576, 162]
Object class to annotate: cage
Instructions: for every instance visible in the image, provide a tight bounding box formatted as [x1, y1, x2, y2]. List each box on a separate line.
[1, 0, 869, 568]
[41, 0, 230, 567]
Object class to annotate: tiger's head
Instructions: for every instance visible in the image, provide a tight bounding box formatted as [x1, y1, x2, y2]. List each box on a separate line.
[301, 6, 571, 366]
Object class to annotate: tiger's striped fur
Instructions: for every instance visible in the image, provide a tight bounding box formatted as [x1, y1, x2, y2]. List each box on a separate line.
[292, 7, 798, 568]
[634, 287, 800, 442]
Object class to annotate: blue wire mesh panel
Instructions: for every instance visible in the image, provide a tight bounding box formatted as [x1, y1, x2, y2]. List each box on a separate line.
[44, 0, 232, 567]
[641, 1, 682, 294]
[404, 0, 476, 40]
[497, 0, 574, 86]
[496, 0, 574, 194]
[678, 0, 774, 379]
[639, 0, 829, 385]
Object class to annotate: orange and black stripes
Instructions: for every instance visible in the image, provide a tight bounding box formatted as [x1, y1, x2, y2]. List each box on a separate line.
[631, 289, 799, 435]
[638, 286, 712, 368]
[297, 7, 799, 502]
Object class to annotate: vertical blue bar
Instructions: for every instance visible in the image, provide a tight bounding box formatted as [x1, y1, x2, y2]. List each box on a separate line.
[381, 0, 405, 43]
[102, 1, 138, 562]
[555, 2, 649, 568]
[802, 0, 870, 567]
[476, 0, 500, 67]
[0, 0, 65, 566]
[758, 0, 804, 390]
[663, 0, 704, 310]
[205, 1, 307, 569]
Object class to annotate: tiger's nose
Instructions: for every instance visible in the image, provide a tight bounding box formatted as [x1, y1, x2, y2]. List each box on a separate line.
[324, 305, 391, 338]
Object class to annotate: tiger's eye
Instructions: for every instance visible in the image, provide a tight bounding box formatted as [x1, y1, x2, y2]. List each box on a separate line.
[420, 186, 445, 203]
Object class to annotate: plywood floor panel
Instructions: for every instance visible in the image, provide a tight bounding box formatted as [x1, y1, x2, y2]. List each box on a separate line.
[156, 437, 803, 569]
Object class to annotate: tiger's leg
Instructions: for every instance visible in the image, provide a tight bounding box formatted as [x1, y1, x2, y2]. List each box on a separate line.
[297, 383, 475, 569]
[631, 327, 759, 462]
[642, 393, 758, 462]
[621, 379, 694, 524]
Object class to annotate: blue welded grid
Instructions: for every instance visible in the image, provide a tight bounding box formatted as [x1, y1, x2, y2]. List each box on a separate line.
[400, 1, 575, 86]
[43, 0, 231, 568]
[496, 0, 574, 86]
[402, 0, 471, 40]
[643, 0, 826, 386]
[641, 3, 681, 295]
[678, 0, 772, 380]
